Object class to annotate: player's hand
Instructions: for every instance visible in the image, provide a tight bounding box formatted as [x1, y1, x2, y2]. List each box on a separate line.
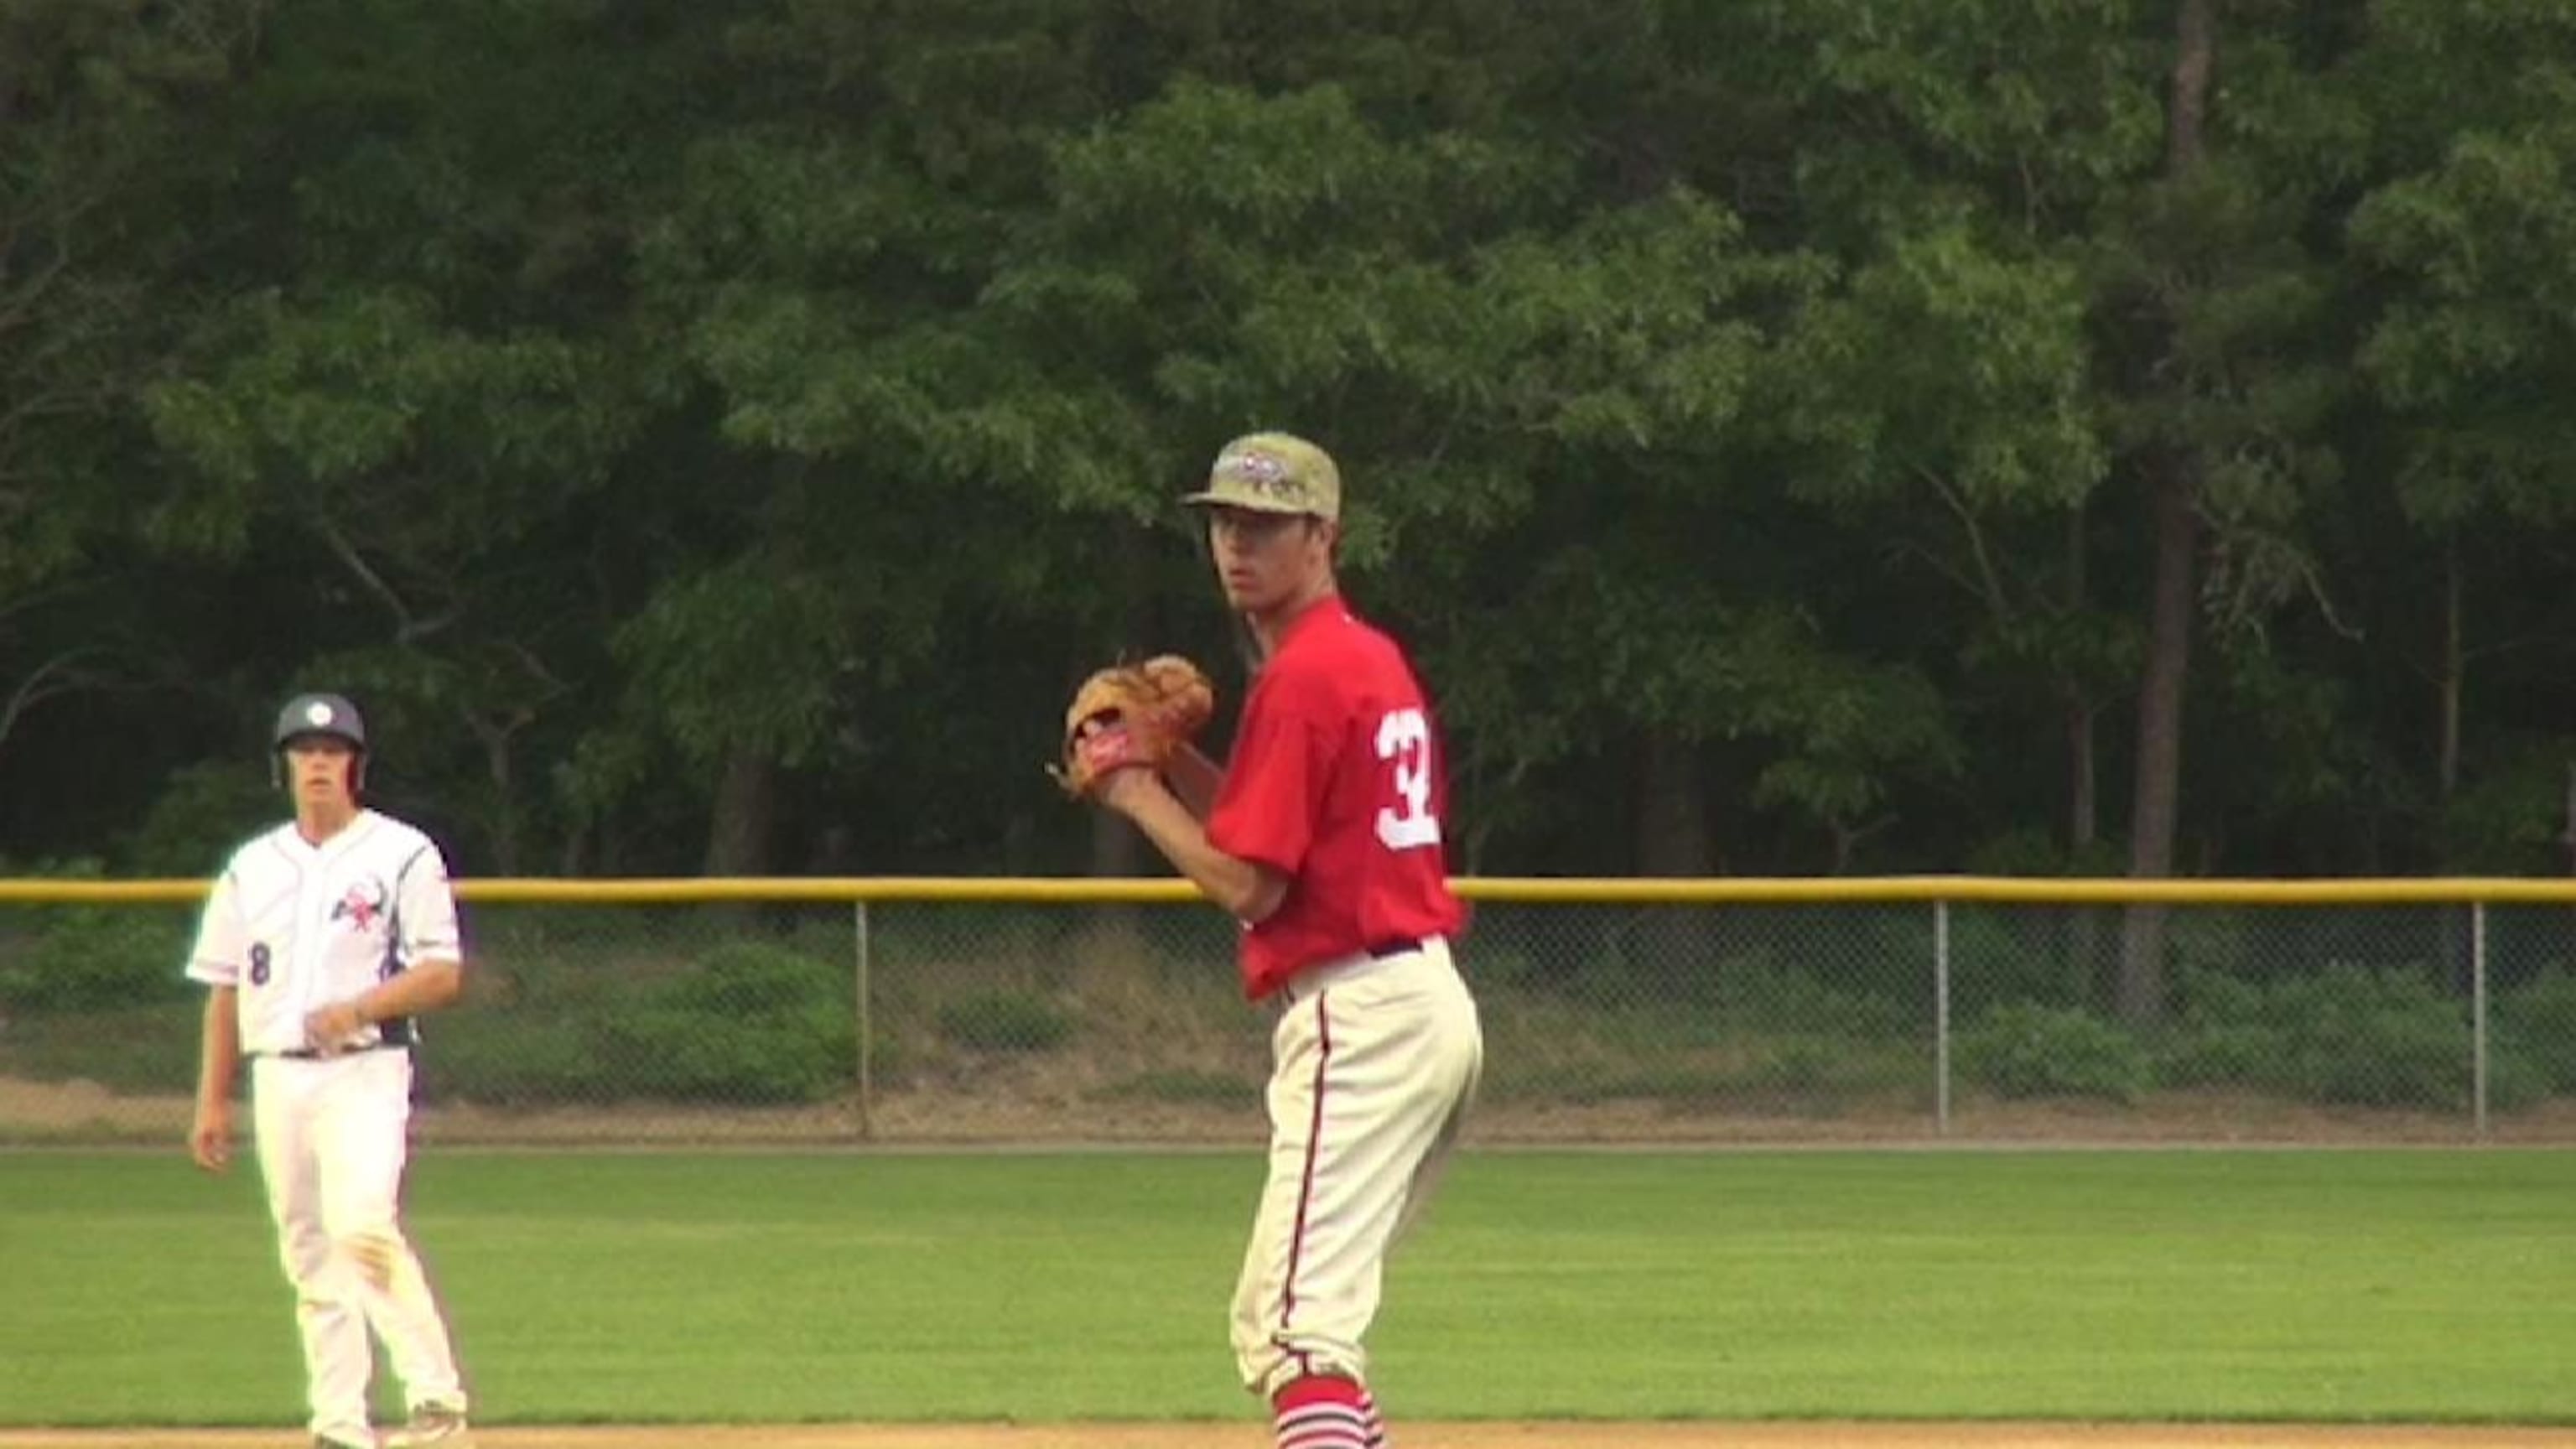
[189, 1102, 232, 1173]
[302, 1000, 366, 1053]
[1051, 656, 1215, 802]
[1093, 761, 1160, 815]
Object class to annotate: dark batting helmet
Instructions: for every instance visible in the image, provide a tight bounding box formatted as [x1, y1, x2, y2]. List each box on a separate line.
[273, 692, 368, 753]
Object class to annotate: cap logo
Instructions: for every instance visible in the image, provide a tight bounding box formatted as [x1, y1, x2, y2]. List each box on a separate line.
[1223, 449, 1302, 501]
[304, 703, 336, 728]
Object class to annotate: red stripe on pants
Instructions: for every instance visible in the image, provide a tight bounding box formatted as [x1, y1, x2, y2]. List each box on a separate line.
[1277, 992, 1333, 1332]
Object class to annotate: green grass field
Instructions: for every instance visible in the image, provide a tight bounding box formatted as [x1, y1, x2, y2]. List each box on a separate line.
[2, 1148, 2571, 1429]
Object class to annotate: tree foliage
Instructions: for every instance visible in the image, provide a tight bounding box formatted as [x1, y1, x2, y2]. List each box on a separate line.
[7, 0, 2576, 883]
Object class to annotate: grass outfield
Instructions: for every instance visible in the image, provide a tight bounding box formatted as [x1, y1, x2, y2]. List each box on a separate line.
[1, 1149, 2570, 1428]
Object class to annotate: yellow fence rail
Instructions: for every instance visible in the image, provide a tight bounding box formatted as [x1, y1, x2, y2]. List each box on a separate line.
[7, 877, 2576, 1148]
[10, 875, 2576, 905]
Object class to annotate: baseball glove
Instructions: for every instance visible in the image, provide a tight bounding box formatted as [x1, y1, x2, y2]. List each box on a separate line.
[1051, 654, 1216, 800]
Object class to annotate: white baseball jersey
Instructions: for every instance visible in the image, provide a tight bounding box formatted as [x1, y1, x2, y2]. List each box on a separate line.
[187, 809, 462, 1055]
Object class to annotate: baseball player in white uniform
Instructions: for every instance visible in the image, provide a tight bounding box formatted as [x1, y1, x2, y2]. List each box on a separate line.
[186, 692, 475, 1449]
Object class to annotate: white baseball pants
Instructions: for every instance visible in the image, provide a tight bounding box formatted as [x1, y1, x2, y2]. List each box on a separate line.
[1232, 937, 1483, 1397]
[252, 1050, 467, 1444]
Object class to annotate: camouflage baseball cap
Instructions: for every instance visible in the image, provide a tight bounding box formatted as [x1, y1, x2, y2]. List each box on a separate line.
[1182, 432, 1341, 521]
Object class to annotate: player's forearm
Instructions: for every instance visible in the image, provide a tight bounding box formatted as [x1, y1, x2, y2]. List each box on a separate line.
[355, 958, 464, 1021]
[304, 958, 460, 1049]
[1164, 745, 1223, 820]
[1117, 780, 1286, 923]
[195, 989, 241, 1105]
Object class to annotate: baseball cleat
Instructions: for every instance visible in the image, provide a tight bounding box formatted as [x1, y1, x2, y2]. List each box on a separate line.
[382, 1402, 473, 1446]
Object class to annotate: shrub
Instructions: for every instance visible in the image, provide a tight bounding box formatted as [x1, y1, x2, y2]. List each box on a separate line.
[1741, 1034, 1902, 1095]
[117, 760, 274, 875]
[1465, 947, 1546, 992]
[428, 940, 897, 1108]
[937, 989, 1074, 1052]
[2166, 911, 2257, 978]
[2170, 963, 2462, 1109]
[0, 908, 195, 1012]
[1947, 909, 2091, 1020]
[598, 1007, 852, 1104]
[0, 1001, 202, 1092]
[422, 1015, 606, 1107]
[1718, 964, 1909, 1040]
[2155, 1022, 2283, 1090]
[589, 942, 856, 1104]
[1958, 1004, 2151, 1104]
[2277, 966, 2468, 1110]
[2162, 967, 2296, 1091]
[2499, 967, 2576, 1093]
[2485, 1046, 2552, 1114]
[662, 941, 852, 1014]
[2174, 965, 2272, 1033]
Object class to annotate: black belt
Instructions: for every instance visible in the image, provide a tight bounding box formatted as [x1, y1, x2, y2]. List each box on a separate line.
[1366, 937, 1426, 959]
[260, 1040, 409, 1061]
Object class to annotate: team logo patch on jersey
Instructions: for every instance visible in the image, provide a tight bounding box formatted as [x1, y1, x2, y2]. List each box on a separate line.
[332, 882, 389, 932]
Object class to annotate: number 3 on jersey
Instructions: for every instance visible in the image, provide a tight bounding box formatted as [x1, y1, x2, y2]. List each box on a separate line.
[1374, 707, 1442, 851]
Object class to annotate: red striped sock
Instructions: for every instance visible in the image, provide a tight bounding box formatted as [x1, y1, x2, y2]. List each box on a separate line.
[1273, 1375, 1369, 1449]
[1357, 1385, 1388, 1447]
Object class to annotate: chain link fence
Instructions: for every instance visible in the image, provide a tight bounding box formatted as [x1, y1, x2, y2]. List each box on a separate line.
[5, 880, 2575, 1146]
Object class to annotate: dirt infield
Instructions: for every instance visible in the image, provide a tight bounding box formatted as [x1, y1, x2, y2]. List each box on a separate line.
[18, 1072, 2576, 1148]
[3, 1425, 2570, 1448]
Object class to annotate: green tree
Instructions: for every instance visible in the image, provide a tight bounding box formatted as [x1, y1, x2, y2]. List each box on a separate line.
[0, 0, 267, 768]
[2349, 0, 2576, 871]
[139, 0, 699, 871]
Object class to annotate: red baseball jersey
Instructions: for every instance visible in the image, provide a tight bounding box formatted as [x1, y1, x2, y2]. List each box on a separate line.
[1207, 600, 1465, 1000]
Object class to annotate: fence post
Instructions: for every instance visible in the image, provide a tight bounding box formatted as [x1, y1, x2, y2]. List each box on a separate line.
[855, 900, 875, 1143]
[2472, 901, 2489, 1140]
[1935, 900, 1952, 1137]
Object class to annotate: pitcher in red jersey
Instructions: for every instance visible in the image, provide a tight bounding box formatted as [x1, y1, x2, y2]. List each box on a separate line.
[1090, 431, 1484, 1449]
